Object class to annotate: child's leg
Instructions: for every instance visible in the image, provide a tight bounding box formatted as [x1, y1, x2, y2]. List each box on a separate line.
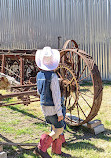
[49, 125, 63, 155]
[33, 133, 53, 158]
[45, 115, 65, 155]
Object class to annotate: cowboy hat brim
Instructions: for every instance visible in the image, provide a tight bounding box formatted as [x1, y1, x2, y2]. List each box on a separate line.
[35, 48, 60, 71]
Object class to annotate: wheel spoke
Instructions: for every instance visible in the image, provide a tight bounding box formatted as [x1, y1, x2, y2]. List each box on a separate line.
[76, 103, 81, 122]
[79, 92, 92, 108]
[78, 65, 87, 80]
[80, 85, 94, 96]
[78, 103, 87, 118]
[68, 85, 71, 105]
[56, 72, 63, 79]
[80, 92, 93, 99]
[78, 73, 91, 82]
[73, 59, 80, 73]
[80, 91, 93, 99]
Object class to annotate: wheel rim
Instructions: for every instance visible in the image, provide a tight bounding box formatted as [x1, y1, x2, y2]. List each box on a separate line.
[59, 49, 103, 126]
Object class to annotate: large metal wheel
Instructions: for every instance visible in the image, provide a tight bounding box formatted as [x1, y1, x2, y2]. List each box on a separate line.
[57, 48, 103, 126]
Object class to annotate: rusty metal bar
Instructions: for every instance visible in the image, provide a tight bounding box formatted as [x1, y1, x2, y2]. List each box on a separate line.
[79, 91, 93, 99]
[79, 92, 92, 108]
[77, 73, 91, 82]
[0, 99, 40, 107]
[0, 49, 37, 54]
[78, 65, 87, 80]
[0, 90, 38, 100]
[3, 66, 20, 78]
[11, 84, 37, 89]
[0, 54, 35, 60]
[58, 36, 62, 49]
[1, 55, 6, 73]
[0, 142, 37, 146]
[77, 103, 81, 122]
[20, 57, 24, 85]
[78, 103, 87, 118]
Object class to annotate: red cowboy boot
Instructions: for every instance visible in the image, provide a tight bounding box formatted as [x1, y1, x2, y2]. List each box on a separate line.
[51, 136, 71, 157]
[59, 134, 67, 147]
[51, 137, 62, 154]
[33, 134, 53, 158]
[60, 134, 66, 143]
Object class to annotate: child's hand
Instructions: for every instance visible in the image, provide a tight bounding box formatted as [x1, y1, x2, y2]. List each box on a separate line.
[58, 115, 63, 122]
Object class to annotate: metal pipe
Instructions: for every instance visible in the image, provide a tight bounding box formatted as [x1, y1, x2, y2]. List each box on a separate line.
[58, 36, 62, 49]
[0, 90, 38, 100]
[0, 99, 40, 107]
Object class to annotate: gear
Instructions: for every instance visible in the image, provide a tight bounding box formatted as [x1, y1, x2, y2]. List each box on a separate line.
[55, 63, 79, 112]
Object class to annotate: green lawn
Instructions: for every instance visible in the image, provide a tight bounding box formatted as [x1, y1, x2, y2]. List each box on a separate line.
[0, 83, 111, 158]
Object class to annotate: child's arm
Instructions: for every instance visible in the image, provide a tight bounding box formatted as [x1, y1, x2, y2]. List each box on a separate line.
[51, 73, 63, 121]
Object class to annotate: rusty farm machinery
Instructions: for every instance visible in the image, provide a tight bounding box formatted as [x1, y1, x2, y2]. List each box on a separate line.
[0, 40, 103, 126]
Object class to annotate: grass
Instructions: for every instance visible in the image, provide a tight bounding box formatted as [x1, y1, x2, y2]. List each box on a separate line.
[0, 123, 15, 133]
[0, 83, 111, 158]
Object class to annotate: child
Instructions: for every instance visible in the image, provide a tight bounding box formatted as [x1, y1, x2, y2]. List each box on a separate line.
[34, 47, 64, 158]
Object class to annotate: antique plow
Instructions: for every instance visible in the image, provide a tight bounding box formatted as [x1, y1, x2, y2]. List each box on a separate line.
[0, 40, 103, 126]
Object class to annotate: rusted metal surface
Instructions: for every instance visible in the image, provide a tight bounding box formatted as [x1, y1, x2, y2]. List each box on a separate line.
[0, 99, 40, 107]
[0, 40, 103, 126]
[20, 57, 24, 85]
[0, 88, 39, 107]
[0, 51, 37, 85]
[11, 84, 37, 89]
[0, 90, 37, 100]
[63, 40, 78, 49]
[1, 55, 6, 73]
[0, 142, 37, 147]
[59, 48, 103, 125]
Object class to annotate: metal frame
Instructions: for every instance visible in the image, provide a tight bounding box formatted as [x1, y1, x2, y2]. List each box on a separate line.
[0, 40, 103, 126]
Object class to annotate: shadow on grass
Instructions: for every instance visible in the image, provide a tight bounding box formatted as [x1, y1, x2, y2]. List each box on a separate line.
[7, 105, 46, 124]
[4, 146, 39, 158]
[95, 129, 111, 141]
[65, 141, 104, 152]
[6, 105, 111, 144]
[65, 125, 111, 150]
[0, 134, 39, 158]
[0, 134, 80, 158]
